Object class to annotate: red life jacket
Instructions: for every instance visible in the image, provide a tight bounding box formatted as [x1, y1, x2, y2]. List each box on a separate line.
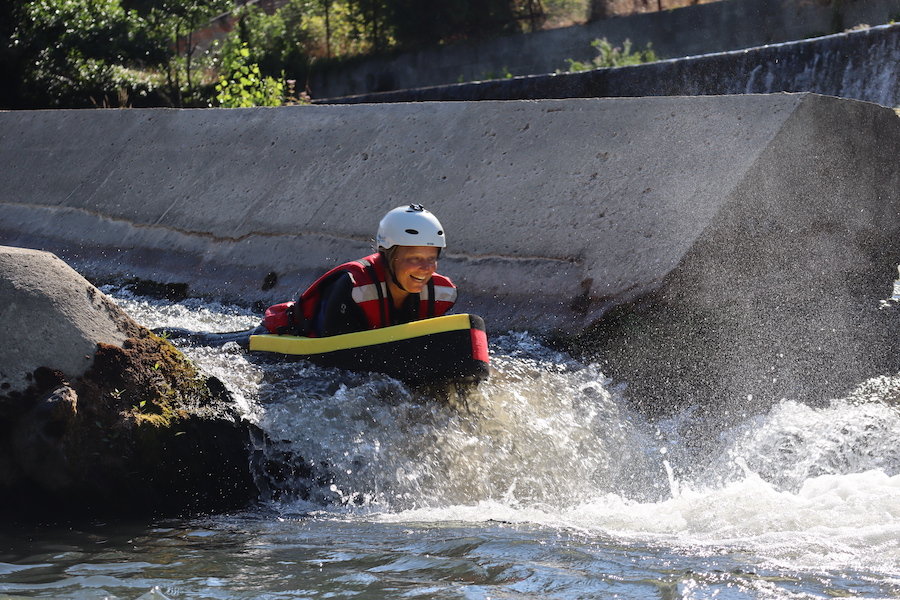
[264, 253, 457, 335]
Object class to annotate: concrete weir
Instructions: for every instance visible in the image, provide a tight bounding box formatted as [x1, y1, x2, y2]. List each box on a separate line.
[1, 93, 898, 410]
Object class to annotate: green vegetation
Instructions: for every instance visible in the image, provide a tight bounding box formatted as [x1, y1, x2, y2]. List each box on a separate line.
[2, 0, 586, 109]
[3, 0, 230, 108]
[215, 42, 285, 107]
[564, 37, 659, 72]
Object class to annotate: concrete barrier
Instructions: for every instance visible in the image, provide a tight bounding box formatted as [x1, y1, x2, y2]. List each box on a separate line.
[324, 24, 900, 108]
[308, 0, 900, 99]
[1, 93, 898, 409]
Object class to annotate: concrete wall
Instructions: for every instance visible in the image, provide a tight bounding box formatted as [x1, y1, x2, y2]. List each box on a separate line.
[1, 93, 898, 410]
[0, 95, 797, 330]
[309, 0, 900, 99]
[324, 22, 900, 109]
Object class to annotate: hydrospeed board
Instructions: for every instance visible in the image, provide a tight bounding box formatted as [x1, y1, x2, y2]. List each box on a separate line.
[249, 314, 490, 384]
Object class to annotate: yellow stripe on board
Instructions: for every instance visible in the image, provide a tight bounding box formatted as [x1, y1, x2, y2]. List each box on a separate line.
[249, 313, 473, 356]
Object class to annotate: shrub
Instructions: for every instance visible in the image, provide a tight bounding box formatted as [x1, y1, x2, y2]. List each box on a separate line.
[564, 37, 658, 72]
[214, 42, 285, 107]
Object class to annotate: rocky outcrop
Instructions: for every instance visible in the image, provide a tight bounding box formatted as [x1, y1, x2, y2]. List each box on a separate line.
[0, 246, 259, 520]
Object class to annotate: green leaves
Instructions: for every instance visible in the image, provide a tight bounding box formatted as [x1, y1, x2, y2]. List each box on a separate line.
[214, 41, 285, 107]
[2, 0, 584, 108]
[564, 37, 659, 73]
[4, 0, 227, 107]
[13, 0, 138, 104]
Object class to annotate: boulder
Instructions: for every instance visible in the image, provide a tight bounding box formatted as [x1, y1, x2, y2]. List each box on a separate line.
[0, 246, 137, 396]
[0, 246, 259, 520]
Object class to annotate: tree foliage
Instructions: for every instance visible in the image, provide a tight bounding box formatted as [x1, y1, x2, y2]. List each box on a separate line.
[0, 0, 547, 109]
[142, 0, 232, 106]
[387, 0, 524, 50]
[2, 0, 227, 108]
[7, 0, 150, 107]
[214, 41, 284, 107]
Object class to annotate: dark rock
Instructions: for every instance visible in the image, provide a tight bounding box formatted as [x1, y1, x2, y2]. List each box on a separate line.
[0, 246, 261, 521]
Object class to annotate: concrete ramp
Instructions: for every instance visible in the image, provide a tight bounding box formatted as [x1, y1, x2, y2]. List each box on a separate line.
[0, 95, 811, 328]
[1, 94, 898, 410]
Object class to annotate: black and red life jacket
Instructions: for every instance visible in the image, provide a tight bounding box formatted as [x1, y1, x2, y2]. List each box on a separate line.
[264, 252, 457, 336]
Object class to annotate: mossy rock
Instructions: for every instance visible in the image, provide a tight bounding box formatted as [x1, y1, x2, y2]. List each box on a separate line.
[1, 328, 259, 520]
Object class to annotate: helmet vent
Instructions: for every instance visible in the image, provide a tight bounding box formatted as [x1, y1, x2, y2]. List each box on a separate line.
[405, 229, 419, 235]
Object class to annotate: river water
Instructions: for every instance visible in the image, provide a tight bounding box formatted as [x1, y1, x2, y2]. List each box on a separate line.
[2, 288, 900, 599]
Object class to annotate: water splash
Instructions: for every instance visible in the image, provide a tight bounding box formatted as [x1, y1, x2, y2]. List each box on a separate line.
[109, 288, 265, 421]
[108, 290, 669, 509]
[718, 397, 900, 491]
[252, 333, 667, 511]
[894, 265, 900, 301]
[105, 285, 261, 333]
[20, 290, 900, 597]
[110, 291, 900, 513]
[110, 295, 900, 510]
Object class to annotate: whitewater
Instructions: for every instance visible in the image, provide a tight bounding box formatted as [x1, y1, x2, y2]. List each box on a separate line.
[1, 285, 899, 599]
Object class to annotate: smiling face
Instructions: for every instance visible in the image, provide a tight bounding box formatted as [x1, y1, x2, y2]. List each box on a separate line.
[388, 245, 439, 301]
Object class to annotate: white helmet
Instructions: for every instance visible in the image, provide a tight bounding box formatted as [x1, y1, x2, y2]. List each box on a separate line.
[376, 204, 446, 250]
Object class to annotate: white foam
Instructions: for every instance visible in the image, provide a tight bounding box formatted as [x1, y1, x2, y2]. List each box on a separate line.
[115, 293, 900, 576]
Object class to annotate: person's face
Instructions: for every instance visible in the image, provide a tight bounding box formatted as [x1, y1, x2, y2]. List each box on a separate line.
[392, 246, 439, 294]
